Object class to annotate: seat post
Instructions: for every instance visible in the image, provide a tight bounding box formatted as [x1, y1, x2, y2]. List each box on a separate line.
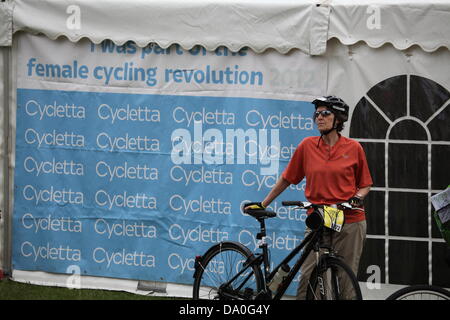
[257, 218, 270, 279]
[256, 218, 267, 241]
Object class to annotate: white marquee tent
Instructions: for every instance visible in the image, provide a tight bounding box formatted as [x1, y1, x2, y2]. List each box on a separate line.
[0, 0, 449, 299]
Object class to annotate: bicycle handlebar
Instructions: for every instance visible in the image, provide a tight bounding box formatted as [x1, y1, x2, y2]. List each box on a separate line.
[281, 201, 354, 210]
[281, 201, 305, 207]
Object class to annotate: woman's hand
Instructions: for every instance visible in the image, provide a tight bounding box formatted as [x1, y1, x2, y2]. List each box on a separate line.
[243, 202, 266, 212]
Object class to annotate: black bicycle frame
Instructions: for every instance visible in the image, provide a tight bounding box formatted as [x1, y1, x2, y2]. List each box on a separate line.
[219, 221, 322, 300]
[269, 228, 321, 300]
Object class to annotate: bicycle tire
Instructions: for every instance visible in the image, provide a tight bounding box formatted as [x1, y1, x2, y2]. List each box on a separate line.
[386, 285, 450, 300]
[192, 241, 264, 300]
[306, 256, 363, 300]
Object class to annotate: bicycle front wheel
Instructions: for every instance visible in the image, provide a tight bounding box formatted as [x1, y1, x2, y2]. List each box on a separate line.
[192, 241, 264, 300]
[386, 285, 450, 300]
[306, 256, 363, 300]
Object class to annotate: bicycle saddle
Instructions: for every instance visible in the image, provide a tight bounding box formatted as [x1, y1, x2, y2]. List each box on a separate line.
[244, 208, 277, 219]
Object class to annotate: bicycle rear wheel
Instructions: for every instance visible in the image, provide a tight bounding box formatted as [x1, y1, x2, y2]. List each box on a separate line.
[192, 242, 264, 300]
[386, 285, 450, 300]
[306, 256, 362, 300]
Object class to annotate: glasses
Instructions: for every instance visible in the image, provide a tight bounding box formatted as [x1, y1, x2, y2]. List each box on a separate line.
[314, 110, 333, 118]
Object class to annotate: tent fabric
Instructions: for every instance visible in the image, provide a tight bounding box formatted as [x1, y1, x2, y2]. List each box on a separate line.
[2, 0, 450, 54]
[328, 0, 450, 52]
[0, 2, 12, 47]
[9, 0, 327, 55]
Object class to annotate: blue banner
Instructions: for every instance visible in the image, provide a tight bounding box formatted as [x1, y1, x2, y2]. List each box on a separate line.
[13, 88, 317, 295]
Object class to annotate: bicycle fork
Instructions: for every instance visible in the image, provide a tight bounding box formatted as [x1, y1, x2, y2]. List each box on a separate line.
[312, 237, 338, 299]
[313, 241, 327, 297]
[313, 249, 343, 299]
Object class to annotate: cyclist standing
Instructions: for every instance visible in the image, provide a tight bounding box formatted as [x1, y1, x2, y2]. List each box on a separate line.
[245, 96, 373, 299]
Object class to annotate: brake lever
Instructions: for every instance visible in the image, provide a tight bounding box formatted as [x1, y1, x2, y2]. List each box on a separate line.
[339, 202, 353, 210]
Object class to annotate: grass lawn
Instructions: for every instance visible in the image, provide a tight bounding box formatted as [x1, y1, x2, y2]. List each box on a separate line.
[0, 278, 181, 300]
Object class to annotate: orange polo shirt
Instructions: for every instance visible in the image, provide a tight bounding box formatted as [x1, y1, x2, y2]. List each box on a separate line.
[282, 135, 373, 223]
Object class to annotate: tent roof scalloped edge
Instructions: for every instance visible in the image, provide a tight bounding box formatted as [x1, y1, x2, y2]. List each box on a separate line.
[1, 0, 449, 54]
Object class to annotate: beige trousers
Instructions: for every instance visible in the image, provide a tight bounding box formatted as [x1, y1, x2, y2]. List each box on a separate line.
[296, 220, 367, 299]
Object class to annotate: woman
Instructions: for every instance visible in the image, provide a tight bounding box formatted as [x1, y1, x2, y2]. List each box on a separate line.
[245, 95, 373, 299]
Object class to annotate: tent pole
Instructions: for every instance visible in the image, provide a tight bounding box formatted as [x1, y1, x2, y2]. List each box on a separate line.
[2, 46, 11, 277]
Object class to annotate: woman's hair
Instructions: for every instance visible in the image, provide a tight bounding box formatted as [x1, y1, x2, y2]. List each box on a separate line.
[335, 113, 345, 132]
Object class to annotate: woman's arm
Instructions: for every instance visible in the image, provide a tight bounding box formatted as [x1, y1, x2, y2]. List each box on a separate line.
[355, 186, 371, 200]
[261, 176, 291, 207]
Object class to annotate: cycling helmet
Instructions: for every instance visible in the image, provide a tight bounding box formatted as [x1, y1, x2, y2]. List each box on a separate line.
[312, 95, 349, 122]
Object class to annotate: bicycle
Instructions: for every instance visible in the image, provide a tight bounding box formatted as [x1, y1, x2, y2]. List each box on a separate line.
[192, 201, 363, 300]
[386, 285, 450, 300]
